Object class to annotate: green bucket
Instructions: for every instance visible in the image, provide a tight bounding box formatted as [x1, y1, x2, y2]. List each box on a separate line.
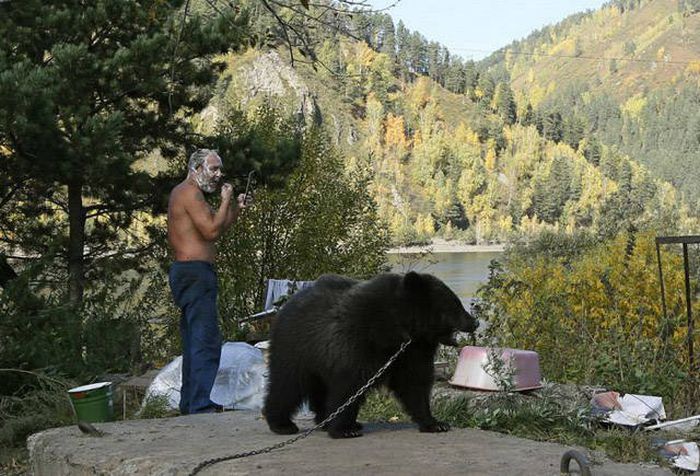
[68, 382, 114, 423]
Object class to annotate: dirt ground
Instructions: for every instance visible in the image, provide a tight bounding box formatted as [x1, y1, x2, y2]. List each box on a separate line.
[29, 410, 674, 475]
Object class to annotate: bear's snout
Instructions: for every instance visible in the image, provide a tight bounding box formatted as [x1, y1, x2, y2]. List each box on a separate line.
[439, 310, 479, 346]
[459, 311, 479, 333]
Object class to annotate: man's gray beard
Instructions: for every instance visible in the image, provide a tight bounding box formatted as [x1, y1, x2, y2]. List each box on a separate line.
[194, 171, 217, 193]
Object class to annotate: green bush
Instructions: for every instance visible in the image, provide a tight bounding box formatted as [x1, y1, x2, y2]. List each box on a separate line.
[215, 123, 390, 339]
[0, 371, 74, 448]
[477, 230, 699, 413]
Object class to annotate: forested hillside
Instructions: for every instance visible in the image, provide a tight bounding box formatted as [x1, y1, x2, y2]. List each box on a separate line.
[216, 0, 699, 245]
[486, 0, 700, 208]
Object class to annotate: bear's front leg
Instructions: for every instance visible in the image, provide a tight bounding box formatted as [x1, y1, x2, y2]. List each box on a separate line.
[389, 355, 450, 433]
[324, 387, 366, 438]
[392, 382, 450, 432]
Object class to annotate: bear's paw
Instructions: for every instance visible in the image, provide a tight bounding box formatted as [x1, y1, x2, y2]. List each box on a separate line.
[328, 427, 364, 438]
[419, 420, 450, 433]
[269, 422, 300, 435]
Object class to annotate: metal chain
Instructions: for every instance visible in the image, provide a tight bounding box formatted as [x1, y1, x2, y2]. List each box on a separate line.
[188, 339, 412, 476]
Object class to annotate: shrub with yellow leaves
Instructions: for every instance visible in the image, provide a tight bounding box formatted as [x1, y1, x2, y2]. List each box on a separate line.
[478, 230, 699, 411]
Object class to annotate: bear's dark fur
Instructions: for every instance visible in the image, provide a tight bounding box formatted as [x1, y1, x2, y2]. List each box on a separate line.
[263, 272, 478, 438]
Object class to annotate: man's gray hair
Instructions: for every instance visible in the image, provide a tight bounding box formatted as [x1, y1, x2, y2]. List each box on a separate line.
[188, 149, 220, 172]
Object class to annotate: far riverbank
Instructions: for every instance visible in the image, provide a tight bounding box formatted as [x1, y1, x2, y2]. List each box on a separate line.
[388, 238, 505, 254]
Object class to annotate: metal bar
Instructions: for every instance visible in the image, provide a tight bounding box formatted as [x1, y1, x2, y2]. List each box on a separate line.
[656, 235, 700, 245]
[239, 307, 277, 323]
[644, 414, 700, 431]
[656, 241, 668, 321]
[683, 243, 694, 374]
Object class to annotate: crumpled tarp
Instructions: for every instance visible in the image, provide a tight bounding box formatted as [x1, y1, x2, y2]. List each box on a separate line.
[143, 341, 267, 411]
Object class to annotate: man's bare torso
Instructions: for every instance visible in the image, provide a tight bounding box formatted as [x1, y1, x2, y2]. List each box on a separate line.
[168, 180, 216, 262]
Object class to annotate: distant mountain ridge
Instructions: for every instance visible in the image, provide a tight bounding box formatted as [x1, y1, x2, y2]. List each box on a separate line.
[206, 0, 699, 244]
[485, 0, 700, 206]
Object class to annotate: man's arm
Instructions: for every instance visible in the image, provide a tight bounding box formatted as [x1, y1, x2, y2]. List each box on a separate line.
[223, 193, 248, 228]
[185, 185, 233, 241]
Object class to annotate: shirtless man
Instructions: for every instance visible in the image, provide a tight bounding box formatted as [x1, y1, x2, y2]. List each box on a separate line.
[167, 149, 249, 414]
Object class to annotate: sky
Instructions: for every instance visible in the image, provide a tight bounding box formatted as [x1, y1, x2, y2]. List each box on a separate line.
[368, 0, 609, 60]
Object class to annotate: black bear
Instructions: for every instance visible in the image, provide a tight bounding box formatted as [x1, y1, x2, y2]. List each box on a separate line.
[263, 272, 478, 438]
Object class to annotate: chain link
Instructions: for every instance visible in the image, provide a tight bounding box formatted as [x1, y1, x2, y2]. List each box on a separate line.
[188, 339, 412, 475]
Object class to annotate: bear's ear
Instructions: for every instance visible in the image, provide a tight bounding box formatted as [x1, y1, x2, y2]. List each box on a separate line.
[403, 271, 426, 294]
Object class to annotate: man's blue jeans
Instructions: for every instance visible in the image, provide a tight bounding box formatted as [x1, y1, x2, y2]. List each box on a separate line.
[168, 261, 222, 414]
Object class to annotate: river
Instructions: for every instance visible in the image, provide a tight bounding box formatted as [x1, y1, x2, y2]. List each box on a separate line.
[387, 251, 504, 302]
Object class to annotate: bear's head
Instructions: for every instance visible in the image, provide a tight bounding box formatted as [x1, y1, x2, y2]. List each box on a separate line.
[402, 271, 478, 346]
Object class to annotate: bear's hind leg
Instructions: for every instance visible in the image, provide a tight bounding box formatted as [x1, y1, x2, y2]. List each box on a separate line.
[307, 376, 328, 426]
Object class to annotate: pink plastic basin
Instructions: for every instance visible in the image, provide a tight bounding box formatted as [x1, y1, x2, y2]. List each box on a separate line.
[450, 346, 543, 391]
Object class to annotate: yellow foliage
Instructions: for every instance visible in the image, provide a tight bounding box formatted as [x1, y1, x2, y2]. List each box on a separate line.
[454, 123, 480, 147]
[484, 144, 498, 173]
[432, 178, 454, 218]
[686, 60, 700, 75]
[656, 46, 666, 62]
[356, 42, 377, 68]
[621, 94, 647, 120]
[497, 215, 513, 240]
[389, 212, 413, 243]
[384, 113, 407, 150]
[412, 129, 423, 148]
[549, 38, 577, 56]
[457, 165, 485, 207]
[441, 221, 454, 240]
[505, 49, 515, 69]
[529, 84, 546, 108]
[482, 231, 696, 394]
[414, 213, 435, 239]
[408, 77, 432, 110]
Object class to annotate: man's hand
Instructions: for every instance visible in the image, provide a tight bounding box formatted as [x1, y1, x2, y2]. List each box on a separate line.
[221, 183, 233, 201]
[237, 192, 253, 209]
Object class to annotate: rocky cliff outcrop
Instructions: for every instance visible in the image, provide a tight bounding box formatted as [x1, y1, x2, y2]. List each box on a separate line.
[232, 50, 321, 126]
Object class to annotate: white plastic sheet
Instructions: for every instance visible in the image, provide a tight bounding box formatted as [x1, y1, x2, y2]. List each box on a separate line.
[591, 392, 666, 427]
[143, 342, 267, 411]
[606, 394, 666, 426]
[659, 440, 700, 472]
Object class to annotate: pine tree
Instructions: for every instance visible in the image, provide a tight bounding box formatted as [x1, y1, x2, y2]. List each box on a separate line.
[395, 20, 410, 80]
[542, 111, 564, 143]
[583, 137, 602, 166]
[494, 82, 517, 125]
[0, 1, 250, 306]
[444, 57, 466, 94]
[379, 15, 396, 59]
[522, 103, 536, 127]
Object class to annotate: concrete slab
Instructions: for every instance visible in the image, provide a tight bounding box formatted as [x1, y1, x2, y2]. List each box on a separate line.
[28, 411, 673, 476]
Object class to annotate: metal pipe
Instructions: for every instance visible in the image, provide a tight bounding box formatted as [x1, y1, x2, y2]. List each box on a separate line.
[239, 307, 277, 323]
[656, 239, 668, 321]
[683, 243, 694, 374]
[644, 414, 700, 431]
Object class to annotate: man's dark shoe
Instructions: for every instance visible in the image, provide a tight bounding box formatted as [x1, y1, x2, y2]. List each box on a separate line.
[197, 403, 224, 414]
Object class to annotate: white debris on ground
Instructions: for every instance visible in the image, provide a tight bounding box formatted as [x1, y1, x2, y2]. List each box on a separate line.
[658, 440, 699, 472]
[143, 342, 267, 411]
[591, 391, 699, 472]
[591, 391, 666, 426]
